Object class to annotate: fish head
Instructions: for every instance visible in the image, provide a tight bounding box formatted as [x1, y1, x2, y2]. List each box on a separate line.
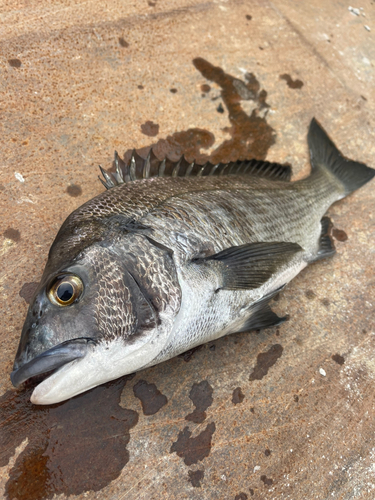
[12, 219, 179, 405]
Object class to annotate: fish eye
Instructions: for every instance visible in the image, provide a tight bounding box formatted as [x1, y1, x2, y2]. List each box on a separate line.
[48, 275, 84, 306]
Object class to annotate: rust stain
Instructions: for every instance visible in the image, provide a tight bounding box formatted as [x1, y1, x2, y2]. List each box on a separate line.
[232, 387, 245, 405]
[133, 379, 168, 415]
[332, 228, 348, 242]
[332, 354, 345, 365]
[3, 228, 21, 242]
[19, 282, 39, 304]
[249, 344, 283, 381]
[185, 380, 213, 423]
[140, 121, 160, 138]
[188, 469, 204, 487]
[279, 74, 304, 89]
[66, 184, 82, 197]
[170, 422, 216, 466]
[1, 375, 138, 500]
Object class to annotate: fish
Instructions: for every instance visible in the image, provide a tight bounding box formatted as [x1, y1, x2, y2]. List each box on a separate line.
[11, 118, 374, 405]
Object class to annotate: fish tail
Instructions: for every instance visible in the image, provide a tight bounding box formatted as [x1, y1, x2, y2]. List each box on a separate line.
[308, 118, 375, 198]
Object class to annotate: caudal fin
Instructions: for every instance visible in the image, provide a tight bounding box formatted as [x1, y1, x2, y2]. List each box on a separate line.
[308, 118, 375, 196]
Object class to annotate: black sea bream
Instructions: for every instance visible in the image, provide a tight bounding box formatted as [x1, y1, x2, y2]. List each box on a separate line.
[11, 119, 375, 404]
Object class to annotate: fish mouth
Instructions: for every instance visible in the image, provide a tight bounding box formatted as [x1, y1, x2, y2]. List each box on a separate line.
[10, 338, 94, 388]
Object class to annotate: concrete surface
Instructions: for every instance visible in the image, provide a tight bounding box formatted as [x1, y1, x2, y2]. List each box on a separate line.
[1, 0, 375, 499]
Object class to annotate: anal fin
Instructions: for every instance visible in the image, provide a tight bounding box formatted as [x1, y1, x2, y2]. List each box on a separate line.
[238, 305, 287, 332]
[238, 286, 288, 332]
[314, 216, 336, 261]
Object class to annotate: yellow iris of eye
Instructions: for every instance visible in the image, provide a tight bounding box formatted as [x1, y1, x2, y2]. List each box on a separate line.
[48, 275, 83, 306]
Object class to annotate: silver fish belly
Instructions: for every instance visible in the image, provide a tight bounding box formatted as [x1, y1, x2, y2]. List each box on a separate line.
[11, 118, 375, 404]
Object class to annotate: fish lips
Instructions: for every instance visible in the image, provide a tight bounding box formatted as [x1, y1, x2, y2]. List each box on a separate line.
[10, 338, 95, 388]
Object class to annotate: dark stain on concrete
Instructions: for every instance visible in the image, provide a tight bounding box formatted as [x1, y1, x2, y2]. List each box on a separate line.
[260, 475, 273, 487]
[138, 84, 144, 90]
[232, 387, 245, 405]
[293, 394, 299, 403]
[279, 73, 304, 89]
[66, 184, 82, 197]
[119, 59, 274, 170]
[321, 298, 330, 308]
[265, 448, 271, 456]
[19, 282, 39, 304]
[133, 379, 168, 415]
[3, 227, 21, 242]
[178, 345, 204, 362]
[193, 57, 275, 162]
[185, 380, 213, 423]
[246, 15, 252, 20]
[305, 289, 316, 300]
[249, 344, 283, 381]
[8, 58, 22, 68]
[118, 37, 129, 47]
[235, 493, 248, 500]
[332, 228, 348, 242]
[141, 120, 160, 137]
[170, 422, 216, 465]
[1, 374, 138, 500]
[332, 354, 345, 365]
[170, 88, 178, 93]
[188, 469, 204, 487]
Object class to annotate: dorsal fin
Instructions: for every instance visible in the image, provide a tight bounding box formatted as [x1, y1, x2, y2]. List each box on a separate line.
[98, 149, 292, 189]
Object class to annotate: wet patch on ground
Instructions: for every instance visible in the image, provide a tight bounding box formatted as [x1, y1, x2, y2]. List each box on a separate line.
[119, 58, 275, 168]
[249, 344, 283, 381]
[8, 58, 22, 68]
[1, 375, 138, 500]
[188, 469, 204, 487]
[140, 120, 160, 137]
[332, 354, 345, 365]
[193, 57, 275, 163]
[133, 379, 168, 415]
[178, 345, 204, 362]
[19, 282, 39, 304]
[260, 475, 274, 487]
[235, 493, 248, 500]
[66, 184, 82, 197]
[279, 74, 304, 89]
[170, 422, 216, 465]
[118, 37, 129, 47]
[3, 228, 21, 242]
[185, 380, 213, 423]
[232, 387, 245, 405]
[332, 228, 348, 241]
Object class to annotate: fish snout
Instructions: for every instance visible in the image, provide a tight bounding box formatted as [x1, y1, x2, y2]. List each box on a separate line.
[10, 337, 94, 388]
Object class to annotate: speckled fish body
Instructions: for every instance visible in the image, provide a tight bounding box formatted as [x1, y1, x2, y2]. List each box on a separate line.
[11, 119, 375, 404]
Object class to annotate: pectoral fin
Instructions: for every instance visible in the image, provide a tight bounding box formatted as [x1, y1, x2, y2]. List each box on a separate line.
[198, 241, 303, 290]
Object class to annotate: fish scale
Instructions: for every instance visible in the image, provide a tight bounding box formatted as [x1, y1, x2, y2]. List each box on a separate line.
[10, 118, 375, 404]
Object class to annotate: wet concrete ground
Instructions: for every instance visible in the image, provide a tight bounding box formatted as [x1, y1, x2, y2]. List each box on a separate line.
[1, 0, 375, 499]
